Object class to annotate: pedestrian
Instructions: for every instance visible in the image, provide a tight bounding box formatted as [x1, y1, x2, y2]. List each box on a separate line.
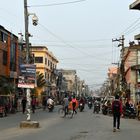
[21, 97, 27, 114]
[42, 96, 47, 111]
[112, 94, 122, 132]
[137, 101, 140, 119]
[63, 94, 69, 117]
[31, 96, 36, 113]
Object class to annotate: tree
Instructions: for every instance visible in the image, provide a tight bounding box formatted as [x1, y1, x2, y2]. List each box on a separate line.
[0, 75, 15, 95]
[30, 72, 47, 96]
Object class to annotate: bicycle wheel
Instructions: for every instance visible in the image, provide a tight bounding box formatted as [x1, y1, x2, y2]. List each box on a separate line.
[58, 108, 65, 117]
[67, 109, 73, 118]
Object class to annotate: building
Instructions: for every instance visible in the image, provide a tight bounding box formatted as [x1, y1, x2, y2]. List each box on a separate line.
[0, 25, 20, 94]
[30, 46, 58, 96]
[108, 66, 118, 95]
[124, 45, 140, 103]
[56, 69, 76, 93]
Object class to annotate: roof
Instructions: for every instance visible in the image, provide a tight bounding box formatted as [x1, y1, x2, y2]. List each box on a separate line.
[130, 0, 140, 10]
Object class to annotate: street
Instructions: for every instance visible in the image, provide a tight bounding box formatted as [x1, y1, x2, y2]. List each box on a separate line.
[0, 105, 140, 140]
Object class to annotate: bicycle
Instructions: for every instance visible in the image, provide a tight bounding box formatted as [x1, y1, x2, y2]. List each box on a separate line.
[58, 106, 73, 118]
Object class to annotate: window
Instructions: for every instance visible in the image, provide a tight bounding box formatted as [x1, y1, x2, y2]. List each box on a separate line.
[48, 60, 50, 66]
[138, 70, 140, 82]
[10, 42, 16, 71]
[45, 58, 47, 65]
[45, 72, 47, 79]
[0, 31, 8, 42]
[3, 50, 7, 65]
[35, 57, 43, 63]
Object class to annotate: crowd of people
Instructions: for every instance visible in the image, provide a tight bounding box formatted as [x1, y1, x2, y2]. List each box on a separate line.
[1, 91, 140, 133]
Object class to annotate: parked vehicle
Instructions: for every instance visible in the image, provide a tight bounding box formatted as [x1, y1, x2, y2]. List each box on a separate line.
[102, 104, 108, 115]
[123, 106, 137, 119]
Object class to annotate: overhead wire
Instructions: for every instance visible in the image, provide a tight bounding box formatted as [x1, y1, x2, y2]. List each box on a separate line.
[117, 17, 140, 37]
[38, 23, 112, 61]
[28, 0, 87, 7]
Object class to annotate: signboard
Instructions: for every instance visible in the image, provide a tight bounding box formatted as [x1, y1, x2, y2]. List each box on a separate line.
[18, 64, 36, 88]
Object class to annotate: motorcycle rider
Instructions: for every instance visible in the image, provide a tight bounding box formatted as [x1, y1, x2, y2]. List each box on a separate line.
[88, 97, 93, 108]
[79, 96, 85, 111]
[94, 99, 100, 113]
[47, 96, 54, 111]
[137, 101, 140, 119]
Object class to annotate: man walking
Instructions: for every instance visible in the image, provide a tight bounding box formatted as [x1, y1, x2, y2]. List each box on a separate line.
[112, 94, 122, 132]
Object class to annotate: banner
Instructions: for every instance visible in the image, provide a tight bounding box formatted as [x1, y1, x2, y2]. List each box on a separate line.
[18, 64, 36, 88]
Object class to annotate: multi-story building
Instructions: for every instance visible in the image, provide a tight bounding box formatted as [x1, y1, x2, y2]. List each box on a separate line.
[124, 45, 140, 103]
[30, 46, 58, 95]
[58, 69, 76, 93]
[108, 66, 118, 95]
[0, 25, 20, 92]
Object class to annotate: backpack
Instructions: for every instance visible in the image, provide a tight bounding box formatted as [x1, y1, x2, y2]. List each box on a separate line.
[113, 100, 120, 113]
[72, 99, 76, 107]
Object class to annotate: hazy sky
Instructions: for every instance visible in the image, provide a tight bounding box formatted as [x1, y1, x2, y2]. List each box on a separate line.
[0, 0, 140, 90]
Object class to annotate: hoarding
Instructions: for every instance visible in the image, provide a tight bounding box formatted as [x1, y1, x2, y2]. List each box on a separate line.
[18, 64, 36, 88]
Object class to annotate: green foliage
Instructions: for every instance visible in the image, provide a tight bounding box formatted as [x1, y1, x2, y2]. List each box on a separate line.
[30, 72, 46, 95]
[36, 72, 47, 88]
[0, 75, 15, 95]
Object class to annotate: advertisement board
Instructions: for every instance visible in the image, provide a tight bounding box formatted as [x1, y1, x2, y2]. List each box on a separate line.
[18, 64, 36, 88]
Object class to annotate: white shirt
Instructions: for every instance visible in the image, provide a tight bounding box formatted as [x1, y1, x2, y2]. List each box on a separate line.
[47, 98, 54, 105]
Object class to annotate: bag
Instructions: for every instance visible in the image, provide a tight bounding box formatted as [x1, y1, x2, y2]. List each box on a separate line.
[72, 99, 76, 107]
[113, 100, 120, 113]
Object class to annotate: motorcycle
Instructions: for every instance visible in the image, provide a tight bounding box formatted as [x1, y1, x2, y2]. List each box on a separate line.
[47, 104, 54, 112]
[123, 106, 137, 119]
[79, 103, 84, 112]
[88, 101, 93, 109]
[94, 103, 100, 114]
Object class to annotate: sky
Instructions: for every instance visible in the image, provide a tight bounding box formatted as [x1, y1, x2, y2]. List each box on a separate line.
[0, 0, 140, 91]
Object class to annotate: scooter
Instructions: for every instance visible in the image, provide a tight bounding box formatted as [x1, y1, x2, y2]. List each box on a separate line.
[47, 104, 54, 112]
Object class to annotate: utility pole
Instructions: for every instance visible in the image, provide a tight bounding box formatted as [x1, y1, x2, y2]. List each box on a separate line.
[24, 0, 29, 64]
[112, 35, 125, 93]
[20, 0, 39, 128]
[24, 0, 32, 122]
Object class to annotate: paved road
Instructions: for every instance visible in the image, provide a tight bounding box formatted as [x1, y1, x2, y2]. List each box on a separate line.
[0, 105, 140, 140]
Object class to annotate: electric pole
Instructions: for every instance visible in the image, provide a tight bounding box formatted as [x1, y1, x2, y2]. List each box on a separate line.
[112, 35, 125, 93]
[24, 0, 29, 64]
[20, 0, 39, 128]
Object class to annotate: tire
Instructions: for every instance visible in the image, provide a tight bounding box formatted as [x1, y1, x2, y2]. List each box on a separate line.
[67, 110, 73, 118]
[58, 108, 65, 117]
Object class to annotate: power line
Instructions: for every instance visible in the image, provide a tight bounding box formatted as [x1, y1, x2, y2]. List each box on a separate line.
[28, 0, 87, 7]
[116, 17, 140, 37]
[38, 23, 112, 60]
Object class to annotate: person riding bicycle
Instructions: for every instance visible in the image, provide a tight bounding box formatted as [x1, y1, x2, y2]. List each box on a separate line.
[63, 95, 69, 117]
